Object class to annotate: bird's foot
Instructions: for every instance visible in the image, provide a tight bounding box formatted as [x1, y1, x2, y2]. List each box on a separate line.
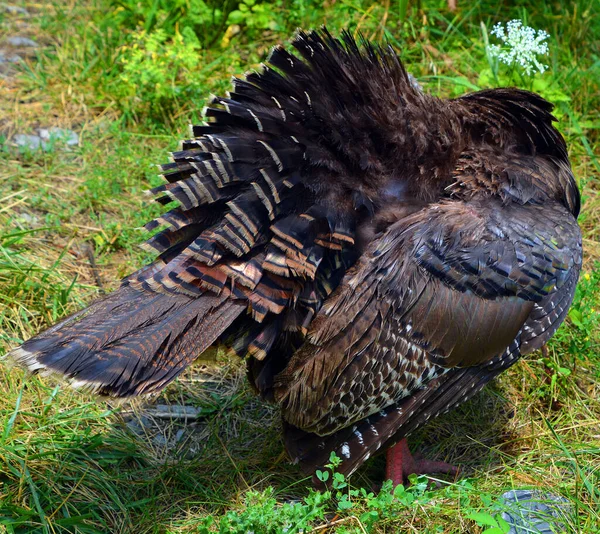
[385, 438, 459, 487]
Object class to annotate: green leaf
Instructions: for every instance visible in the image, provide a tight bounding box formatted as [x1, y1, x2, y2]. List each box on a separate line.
[496, 516, 511, 531]
[467, 512, 501, 527]
[558, 366, 572, 376]
[315, 470, 329, 482]
[337, 495, 353, 511]
[393, 484, 406, 497]
[569, 308, 584, 328]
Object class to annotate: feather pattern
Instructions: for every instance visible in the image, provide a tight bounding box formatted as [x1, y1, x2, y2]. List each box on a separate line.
[9, 29, 581, 481]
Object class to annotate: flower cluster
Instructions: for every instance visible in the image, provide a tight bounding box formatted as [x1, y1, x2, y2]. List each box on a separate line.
[488, 20, 550, 75]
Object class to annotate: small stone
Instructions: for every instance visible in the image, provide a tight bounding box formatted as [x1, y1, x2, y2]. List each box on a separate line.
[0, 50, 22, 63]
[13, 133, 42, 150]
[7, 36, 38, 48]
[1, 4, 30, 15]
[125, 419, 143, 435]
[125, 415, 152, 436]
[38, 127, 79, 146]
[152, 433, 169, 447]
[16, 212, 40, 227]
[12, 128, 79, 151]
[500, 489, 571, 534]
[174, 428, 185, 442]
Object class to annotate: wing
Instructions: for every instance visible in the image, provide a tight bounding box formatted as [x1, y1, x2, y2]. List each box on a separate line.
[284, 260, 580, 478]
[275, 196, 582, 439]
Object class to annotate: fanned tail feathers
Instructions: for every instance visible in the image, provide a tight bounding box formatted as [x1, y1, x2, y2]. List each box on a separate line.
[11, 286, 245, 396]
[10, 29, 420, 398]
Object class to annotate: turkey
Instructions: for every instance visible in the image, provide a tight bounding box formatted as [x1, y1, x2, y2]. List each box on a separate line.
[9, 28, 582, 486]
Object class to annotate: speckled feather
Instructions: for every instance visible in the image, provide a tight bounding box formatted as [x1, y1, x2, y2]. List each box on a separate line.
[9, 29, 581, 481]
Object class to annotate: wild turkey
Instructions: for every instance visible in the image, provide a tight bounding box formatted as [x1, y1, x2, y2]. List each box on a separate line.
[9, 29, 582, 485]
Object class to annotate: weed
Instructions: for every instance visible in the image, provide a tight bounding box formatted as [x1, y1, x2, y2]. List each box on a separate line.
[109, 0, 236, 49]
[227, 0, 280, 35]
[116, 28, 210, 124]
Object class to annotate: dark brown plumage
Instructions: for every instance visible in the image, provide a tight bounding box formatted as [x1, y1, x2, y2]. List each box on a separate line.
[10, 29, 582, 483]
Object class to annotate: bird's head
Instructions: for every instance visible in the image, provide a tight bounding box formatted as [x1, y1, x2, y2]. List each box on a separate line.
[450, 88, 580, 217]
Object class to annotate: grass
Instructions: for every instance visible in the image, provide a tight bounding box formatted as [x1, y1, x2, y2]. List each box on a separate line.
[0, 0, 599, 532]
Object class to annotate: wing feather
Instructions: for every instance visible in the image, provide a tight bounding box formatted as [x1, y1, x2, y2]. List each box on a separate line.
[275, 198, 581, 436]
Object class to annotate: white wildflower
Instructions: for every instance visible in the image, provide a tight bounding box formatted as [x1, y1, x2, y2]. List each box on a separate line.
[487, 20, 550, 75]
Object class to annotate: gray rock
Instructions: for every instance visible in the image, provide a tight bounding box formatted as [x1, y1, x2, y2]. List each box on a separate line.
[38, 127, 79, 146]
[152, 433, 169, 447]
[16, 212, 41, 227]
[500, 490, 571, 534]
[13, 133, 42, 150]
[0, 50, 22, 63]
[125, 415, 152, 436]
[1, 4, 30, 15]
[7, 36, 38, 48]
[125, 419, 143, 435]
[12, 128, 79, 151]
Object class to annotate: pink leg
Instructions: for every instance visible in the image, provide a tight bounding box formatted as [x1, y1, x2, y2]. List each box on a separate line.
[385, 438, 459, 486]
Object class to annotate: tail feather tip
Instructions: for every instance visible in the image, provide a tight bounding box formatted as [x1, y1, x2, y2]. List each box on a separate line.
[6, 345, 104, 394]
[6, 346, 46, 373]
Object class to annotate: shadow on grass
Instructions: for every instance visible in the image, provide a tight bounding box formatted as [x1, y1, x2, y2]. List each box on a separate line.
[0, 361, 517, 534]
[351, 382, 516, 488]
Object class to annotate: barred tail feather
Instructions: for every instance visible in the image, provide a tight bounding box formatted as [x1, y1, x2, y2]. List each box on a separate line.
[9, 285, 245, 397]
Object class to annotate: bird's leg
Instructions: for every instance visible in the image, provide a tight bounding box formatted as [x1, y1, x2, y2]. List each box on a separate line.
[385, 438, 459, 486]
[385, 438, 415, 486]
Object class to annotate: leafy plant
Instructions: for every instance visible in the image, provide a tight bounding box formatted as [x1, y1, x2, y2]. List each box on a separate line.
[109, 0, 286, 49]
[196, 453, 441, 533]
[115, 28, 218, 123]
[227, 0, 280, 35]
[481, 20, 545, 87]
[110, 0, 233, 48]
[479, 19, 571, 114]
[488, 20, 550, 76]
[467, 512, 511, 534]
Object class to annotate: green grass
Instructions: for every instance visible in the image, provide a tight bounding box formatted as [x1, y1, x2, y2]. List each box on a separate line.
[0, 0, 599, 532]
